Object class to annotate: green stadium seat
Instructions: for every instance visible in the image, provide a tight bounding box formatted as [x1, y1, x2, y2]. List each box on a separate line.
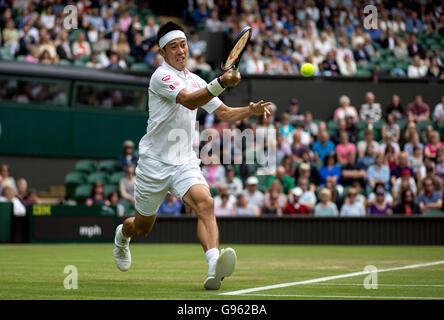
[255, 175, 270, 193]
[209, 187, 218, 197]
[79, 55, 91, 63]
[104, 184, 118, 197]
[74, 184, 92, 202]
[422, 210, 444, 216]
[120, 199, 135, 216]
[98, 159, 120, 173]
[75, 160, 97, 174]
[355, 69, 372, 77]
[87, 171, 110, 184]
[379, 62, 393, 72]
[131, 63, 149, 71]
[73, 60, 85, 67]
[417, 120, 435, 132]
[373, 120, 384, 132]
[355, 121, 367, 131]
[16, 55, 26, 62]
[110, 171, 126, 185]
[58, 59, 72, 66]
[0, 47, 13, 60]
[327, 120, 338, 131]
[65, 171, 87, 198]
[396, 119, 407, 132]
[124, 54, 136, 66]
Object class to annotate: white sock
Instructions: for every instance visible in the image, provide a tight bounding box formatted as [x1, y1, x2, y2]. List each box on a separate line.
[115, 225, 131, 247]
[205, 248, 219, 265]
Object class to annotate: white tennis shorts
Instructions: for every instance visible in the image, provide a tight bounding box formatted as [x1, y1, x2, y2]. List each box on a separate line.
[134, 155, 209, 216]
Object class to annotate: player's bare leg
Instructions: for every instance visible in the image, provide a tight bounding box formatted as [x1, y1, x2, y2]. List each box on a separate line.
[182, 184, 237, 290]
[113, 211, 156, 271]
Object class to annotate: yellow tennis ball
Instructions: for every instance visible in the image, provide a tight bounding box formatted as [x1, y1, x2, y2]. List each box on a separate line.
[301, 63, 314, 77]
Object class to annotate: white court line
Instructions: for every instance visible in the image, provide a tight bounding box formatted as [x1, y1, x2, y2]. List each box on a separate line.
[220, 260, 444, 296]
[234, 293, 444, 300]
[309, 283, 444, 287]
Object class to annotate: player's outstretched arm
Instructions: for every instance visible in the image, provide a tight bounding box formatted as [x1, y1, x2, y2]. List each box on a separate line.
[176, 70, 241, 110]
[214, 100, 271, 123]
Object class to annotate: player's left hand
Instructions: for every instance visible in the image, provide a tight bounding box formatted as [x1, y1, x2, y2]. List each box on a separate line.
[249, 100, 272, 118]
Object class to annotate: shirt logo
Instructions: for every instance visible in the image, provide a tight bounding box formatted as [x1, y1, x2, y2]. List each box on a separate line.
[169, 84, 175, 90]
[192, 82, 198, 88]
[162, 75, 171, 81]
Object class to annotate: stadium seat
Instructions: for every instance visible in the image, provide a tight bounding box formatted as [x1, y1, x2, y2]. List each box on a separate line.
[417, 120, 435, 132]
[422, 210, 444, 216]
[73, 60, 85, 67]
[58, 59, 72, 66]
[98, 159, 120, 173]
[104, 184, 118, 197]
[396, 119, 407, 132]
[210, 187, 218, 197]
[87, 171, 110, 184]
[65, 171, 87, 197]
[16, 55, 26, 62]
[0, 47, 13, 60]
[254, 175, 270, 193]
[355, 121, 367, 131]
[110, 171, 126, 185]
[74, 184, 92, 202]
[355, 69, 372, 77]
[131, 63, 149, 71]
[327, 120, 338, 131]
[75, 160, 97, 174]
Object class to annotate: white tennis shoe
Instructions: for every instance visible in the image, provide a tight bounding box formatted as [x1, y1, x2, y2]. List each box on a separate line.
[204, 248, 237, 290]
[113, 224, 131, 272]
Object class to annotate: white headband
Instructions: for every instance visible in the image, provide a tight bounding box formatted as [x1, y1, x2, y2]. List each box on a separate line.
[159, 30, 187, 49]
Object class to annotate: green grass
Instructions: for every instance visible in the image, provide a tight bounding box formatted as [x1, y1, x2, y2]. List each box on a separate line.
[0, 244, 443, 300]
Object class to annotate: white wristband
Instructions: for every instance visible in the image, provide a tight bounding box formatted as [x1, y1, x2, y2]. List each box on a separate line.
[206, 77, 225, 97]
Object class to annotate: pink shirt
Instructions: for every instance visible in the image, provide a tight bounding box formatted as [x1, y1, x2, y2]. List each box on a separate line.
[425, 142, 444, 156]
[336, 143, 356, 162]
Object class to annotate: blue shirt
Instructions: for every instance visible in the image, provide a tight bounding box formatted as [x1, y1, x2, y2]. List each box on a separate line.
[312, 141, 335, 161]
[367, 165, 390, 188]
[418, 191, 442, 205]
[158, 199, 182, 216]
[319, 165, 342, 185]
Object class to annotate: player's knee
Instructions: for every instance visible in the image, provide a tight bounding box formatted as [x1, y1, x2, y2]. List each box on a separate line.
[196, 196, 214, 217]
[135, 225, 151, 237]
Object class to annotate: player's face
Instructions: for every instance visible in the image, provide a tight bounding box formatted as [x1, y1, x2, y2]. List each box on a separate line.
[161, 38, 188, 71]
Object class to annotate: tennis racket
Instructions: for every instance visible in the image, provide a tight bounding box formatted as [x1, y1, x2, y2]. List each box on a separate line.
[222, 26, 253, 76]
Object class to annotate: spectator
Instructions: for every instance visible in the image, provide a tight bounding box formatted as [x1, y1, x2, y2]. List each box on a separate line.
[419, 159, 444, 193]
[22, 188, 41, 206]
[385, 94, 404, 120]
[341, 151, 366, 188]
[296, 176, 317, 211]
[55, 30, 74, 62]
[16, 178, 28, 203]
[393, 169, 417, 200]
[367, 152, 390, 190]
[407, 95, 430, 122]
[85, 181, 110, 206]
[357, 129, 380, 158]
[188, 30, 206, 55]
[283, 187, 311, 215]
[108, 191, 125, 217]
[338, 53, 357, 76]
[314, 188, 338, 216]
[368, 188, 393, 215]
[407, 35, 424, 57]
[319, 153, 341, 186]
[340, 187, 366, 216]
[390, 152, 414, 185]
[214, 183, 236, 209]
[424, 132, 444, 160]
[24, 45, 39, 63]
[418, 177, 443, 213]
[335, 131, 356, 163]
[393, 37, 409, 61]
[0, 164, 17, 193]
[242, 176, 264, 208]
[245, 51, 265, 74]
[2, 18, 19, 56]
[223, 165, 243, 196]
[360, 92, 382, 123]
[320, 50, 339, 76]
[265, 165, 295, 195]
[234, 193, 260, 216]
[353, 43, 370, 66]
[435, 150, 444, 186]
[408, 55, 428, 78]
[427, 58, 442, 78]
[262, 191, 283, 216]
[406, 12, 424, 34]
[214, 193, 234, 216]
[72, 32, 91, 60]
[119, 165, 135, 204]
[380, 132, 401, 154]
[158, 193, 182, 216]
[368, 182, 394, 207]
[288, 98, 304, 125]
[264, 179, 287, 210]
[357, 143, 376, 170]
[303, 111, 318, 139]
[143, 16, 159, 42]
[382, 113, 401, 142]
[113, 32, 130, 58]
[118, 140, 139, 170]
[433, 96, 444, 122]
[393, 189, 422, 215]
[202, 155, 226, 188]
[130, 32, 149, 62]
[294, 160, 321, 190]
[206, 10, 224, 32]
[0, 185, 26, 216]
[312, 130, 335, 162]
[404, 131, 424, 156]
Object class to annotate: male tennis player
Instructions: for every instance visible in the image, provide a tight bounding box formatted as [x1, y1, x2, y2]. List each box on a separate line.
[113, 21, 271, 290]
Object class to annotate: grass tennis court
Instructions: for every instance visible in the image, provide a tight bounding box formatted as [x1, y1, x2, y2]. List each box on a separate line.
[0, 244, 443, 300]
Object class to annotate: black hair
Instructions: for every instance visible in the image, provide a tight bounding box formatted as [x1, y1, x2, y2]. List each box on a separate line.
[156, 21, 185, 47]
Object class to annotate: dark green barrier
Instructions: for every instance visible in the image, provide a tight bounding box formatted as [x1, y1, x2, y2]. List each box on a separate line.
[0, 202, 12, 242]
[29, 204, 117, 243]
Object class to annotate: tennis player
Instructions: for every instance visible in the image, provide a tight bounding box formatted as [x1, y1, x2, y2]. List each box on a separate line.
[113, 21, 271, 290]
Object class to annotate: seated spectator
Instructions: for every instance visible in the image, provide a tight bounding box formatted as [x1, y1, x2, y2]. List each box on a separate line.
[368, 188, 393, 215]
[345, 116, 358, 144]
[338, 53, 357, 76]
[119, 165, 135, 203]
[319, 153, 342, 186]
[224, 165, 243, 196]
[72, 32, 91, 60]
[357, 142, 376, 170]
[22, 188, 41, 206]
[334, 97, 360, 123]
[0, 164, 17, 193]
[436, 151, 444, 186]
[108, 191, 125, 217]
[407, 35, 424, 57]
[418, 177, 443, 213]
[393, 169, 417, 200]
[205, 10, 224, 32]
[276, 133, 292, 166]
[410, 146, 424, 177]
[106, 51, 126, 70]
[324, 176, 343, 209]
[393, 189, 422, 215]
[245, 52, 265, 74]
[55, 30, 73, 61]
[422, 124, 435, 145]
[118, 140, 138, 170]
[265, 166, 295, 195]
[214, 193, 234, 216]
[291, 131, 309, 162]
[279, 112, 295, 144]
[2, 18, 20, 56]
[407, 95, 430, 121]
[281, 154, 295, 177]
[201, 155, 226, 188]
[433, 96, 444, 122]
[335, 131, 356, 163]
[380, 132, 401, 154]
[86, 181, 110, 206]
[341, 151, 366, 188]
[340, 187, 366, 216]
[158, 193, 182, 216]
[408, 55, 428, 78]
[0, 185, 26, 216]
[406, 12, 424, 34]
[296, 176, 317, 211]
[303, 111, 318, 139]
[242, 176, 264, 208]
[143, 16, 159, 42]
[287, 98, 304, 126]
[427, 58, 442, 78]
[353, 43, 370, 66]
[40, 49, 56, 65]
[360, 92, 382, 123]
[262, 191, 283, 216]
[25, 46, 40, 63]
[312, 131, 335, 162]
[418, 161, 443, 193]
[320, 50, 340, 76]
[386, 94, 405, 120]
[424, 132, 444, 160]
[294, 160, 320, 192]
[16, 178, 28, 204]
[382, 114, 400, 142]
[404, 132, 424, 156]
[357, 129, 380, 158]
[394, 37, 408, 60]
[314, 188, 338, 216]
[283, 187, 310, 215]
[214, 183, 236, 209]
[331, 119, 348, 145]
[367, 182, 394, 207]
[264, 179, 287, 209]
[234, 193, 260, 216]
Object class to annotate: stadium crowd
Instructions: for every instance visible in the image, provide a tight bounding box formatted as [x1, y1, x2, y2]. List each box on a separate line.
[0, 0, 443, 78]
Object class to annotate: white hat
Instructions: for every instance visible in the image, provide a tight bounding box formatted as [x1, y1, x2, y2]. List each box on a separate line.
[246, 176, 259, 185]
[292, 187, 303, 197]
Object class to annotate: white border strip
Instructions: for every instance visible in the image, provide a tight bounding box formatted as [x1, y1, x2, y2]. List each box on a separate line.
[234, 293, 444, 300]
[220, 260, 444, 296]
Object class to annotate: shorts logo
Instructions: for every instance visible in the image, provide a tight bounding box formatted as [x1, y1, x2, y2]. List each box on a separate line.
[169, 84, 175, 90]
[162, 75, 171, 81]
[197, 177, 205, 181]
